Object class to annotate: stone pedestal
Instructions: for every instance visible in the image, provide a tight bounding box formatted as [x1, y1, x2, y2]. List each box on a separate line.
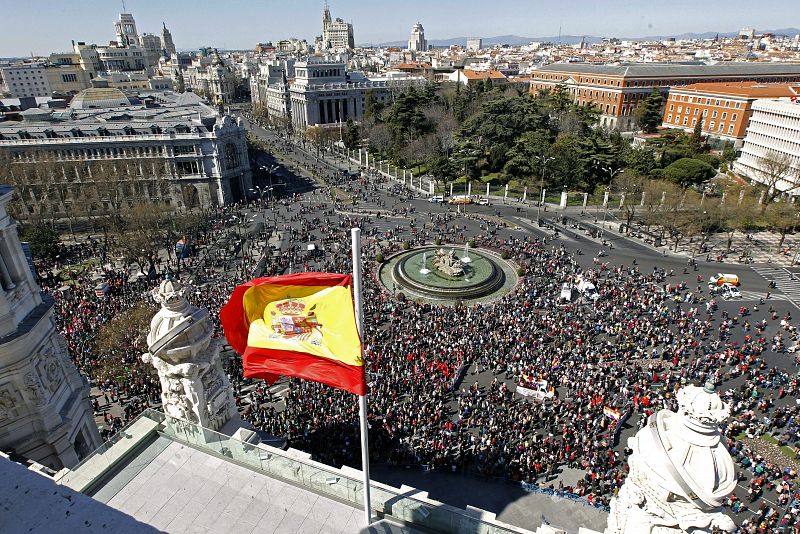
[605, 382, 736, 534]
[141, 280, 236, 431]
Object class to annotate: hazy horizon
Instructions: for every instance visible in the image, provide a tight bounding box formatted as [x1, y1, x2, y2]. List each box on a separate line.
[0, 0, 797, 57]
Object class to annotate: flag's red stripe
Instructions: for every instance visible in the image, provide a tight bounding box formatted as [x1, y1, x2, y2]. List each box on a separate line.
[220, 272, 353, 354]
[243, 346, 367, 396]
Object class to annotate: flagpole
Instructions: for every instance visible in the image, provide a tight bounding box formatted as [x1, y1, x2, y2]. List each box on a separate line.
[350, 227, 372, 526]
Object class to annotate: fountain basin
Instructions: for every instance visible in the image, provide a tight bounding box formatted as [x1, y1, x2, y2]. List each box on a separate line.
[378, 245, 518, 304]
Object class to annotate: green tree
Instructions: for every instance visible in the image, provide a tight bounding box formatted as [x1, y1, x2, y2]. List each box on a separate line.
[662, 158, 715, 186]
[429, 155, 458, 192]
[386, 87, 429, 144]
[548, 134, 584, 190]
[690, 114, 704, 153]
[20, 224, 62, 262]
[343, 118, 361, 150]
[764, 201, 799, 252]
[502, 130, 553, 181]
[364, 90, 384, 121]
[721, 141, 736, 165]
[635, 88, 664, 133]
[623, 146, 657, 176]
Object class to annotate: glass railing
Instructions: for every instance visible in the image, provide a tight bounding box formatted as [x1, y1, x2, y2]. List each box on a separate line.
[68, 408, 574, 533]
[153, 409, 533, 534]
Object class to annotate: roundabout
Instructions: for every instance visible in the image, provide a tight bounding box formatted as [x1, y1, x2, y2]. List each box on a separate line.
[378, 245, 518, 304]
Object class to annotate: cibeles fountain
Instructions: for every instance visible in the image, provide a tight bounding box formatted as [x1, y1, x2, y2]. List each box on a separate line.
[141, 279, 237, 431]
[379, 245, 518, 304]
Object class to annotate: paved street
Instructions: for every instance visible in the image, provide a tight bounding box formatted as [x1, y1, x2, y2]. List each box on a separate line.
[223, 112, 800, 532]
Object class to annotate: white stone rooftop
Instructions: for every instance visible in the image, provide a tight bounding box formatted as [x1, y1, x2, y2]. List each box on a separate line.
[96, 437, 415, 533]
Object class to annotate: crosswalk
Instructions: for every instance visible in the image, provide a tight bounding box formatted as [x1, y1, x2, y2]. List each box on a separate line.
[751, 265, 800, 308]
[734, 290, 789, 302]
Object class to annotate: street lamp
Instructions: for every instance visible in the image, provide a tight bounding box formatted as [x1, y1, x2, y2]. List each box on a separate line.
[533, 155, 554, 223]
[600, 165, 621, 236]
[258, 164, 280, 201]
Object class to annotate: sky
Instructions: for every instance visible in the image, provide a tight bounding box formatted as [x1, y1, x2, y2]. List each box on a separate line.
[0, 0, 797, 57]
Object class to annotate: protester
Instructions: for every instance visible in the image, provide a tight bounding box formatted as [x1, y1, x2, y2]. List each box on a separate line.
[39, 173, 800, 531]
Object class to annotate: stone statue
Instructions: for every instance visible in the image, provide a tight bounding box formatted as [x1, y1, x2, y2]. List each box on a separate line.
[23, 372, 47, 407]
[141, 279, 236, 431]
[605, 382, 736, 534]
[432, 248, 465, 276]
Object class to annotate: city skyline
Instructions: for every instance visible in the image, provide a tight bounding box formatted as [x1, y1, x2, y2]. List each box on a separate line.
[0, 0, 798, 56]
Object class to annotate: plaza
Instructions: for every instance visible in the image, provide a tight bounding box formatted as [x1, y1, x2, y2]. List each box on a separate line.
[2, 107, 794, 533]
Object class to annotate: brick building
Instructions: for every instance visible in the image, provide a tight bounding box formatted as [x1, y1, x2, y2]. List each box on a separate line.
[662, 82, 800, 147]
[530, 63, 800, 130]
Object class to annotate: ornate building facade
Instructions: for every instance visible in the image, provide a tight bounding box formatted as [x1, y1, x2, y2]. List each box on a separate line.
[0, 186, 102, 469]
[252, 59, 424, 130]
[0, 89, 252, 214]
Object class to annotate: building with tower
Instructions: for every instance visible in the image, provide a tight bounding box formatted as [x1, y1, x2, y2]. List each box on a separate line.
[467, 37, 483, 52]
[139, 33, 163, 69]
[114, 12, 140, 48]
[161, 23, 176, 56]
[321, 2, 354, 52]
[184, 50, 237, 105]
[0, 186, 102, 470]
[408, 22, 427, 52]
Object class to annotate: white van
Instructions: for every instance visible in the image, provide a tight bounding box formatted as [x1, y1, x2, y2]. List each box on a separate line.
[576, 278, 600, 301]
[428, 195, 444, 203]
[558, 283, 574, 303]
[719, 283, 741, 300]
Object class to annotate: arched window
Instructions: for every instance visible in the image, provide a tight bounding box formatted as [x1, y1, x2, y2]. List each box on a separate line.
[224, 143, 239, 169]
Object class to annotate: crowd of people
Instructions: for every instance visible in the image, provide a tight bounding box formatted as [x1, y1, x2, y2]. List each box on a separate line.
[37, 164, 800, 531]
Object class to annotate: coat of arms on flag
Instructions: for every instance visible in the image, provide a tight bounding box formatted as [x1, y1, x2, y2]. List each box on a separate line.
[220, 272, 366, 395]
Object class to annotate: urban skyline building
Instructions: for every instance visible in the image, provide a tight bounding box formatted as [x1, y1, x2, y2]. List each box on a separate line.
[467, 37, 483, 51]
[530, 62, 800, 130]
[161, 22, 176, 56]
[321, 2, 354, 52]
[408, 22, 427, 52]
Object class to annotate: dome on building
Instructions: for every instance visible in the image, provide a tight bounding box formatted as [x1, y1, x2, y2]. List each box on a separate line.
[69, 88, 131, 110]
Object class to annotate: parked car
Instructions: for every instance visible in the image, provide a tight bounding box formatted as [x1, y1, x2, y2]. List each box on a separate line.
[477, 198, 491, 206]
[719, 283, 741, 300]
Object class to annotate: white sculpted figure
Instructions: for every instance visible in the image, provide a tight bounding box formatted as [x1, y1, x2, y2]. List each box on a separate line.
[141, 279, 236, 430]
[432, 248, 465, 276]
[605, 382, 737, 534]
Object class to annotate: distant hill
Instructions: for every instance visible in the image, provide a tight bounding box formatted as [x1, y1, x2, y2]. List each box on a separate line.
[362, 27, 800, 49]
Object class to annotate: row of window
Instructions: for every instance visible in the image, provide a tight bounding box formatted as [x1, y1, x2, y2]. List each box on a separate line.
[672, 94, 743, 108]
[9, 144, 205, 161]
[742, 132, 800, 155]
[666, 113, 737, 134]
[668, 105, 739, 123]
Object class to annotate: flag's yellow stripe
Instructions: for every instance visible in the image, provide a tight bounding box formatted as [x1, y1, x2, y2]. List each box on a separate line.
[243, 284, 362, 367]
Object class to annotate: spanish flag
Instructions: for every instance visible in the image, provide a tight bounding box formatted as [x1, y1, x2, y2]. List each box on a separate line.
[220, 273, 366, 395]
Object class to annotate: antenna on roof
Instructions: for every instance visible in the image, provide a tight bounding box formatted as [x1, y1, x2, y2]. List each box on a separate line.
[122, 0, 126, 12]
